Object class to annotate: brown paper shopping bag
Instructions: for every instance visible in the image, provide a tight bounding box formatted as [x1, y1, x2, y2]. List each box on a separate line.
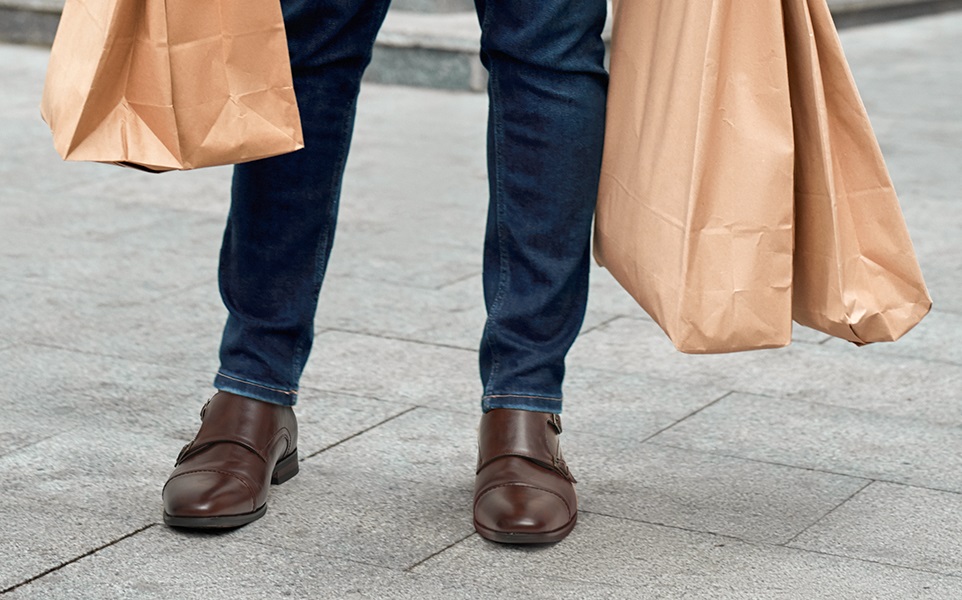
[594, 0, 796, 353]
[41, 0, 304, 172]
[784, 0, 932, 343]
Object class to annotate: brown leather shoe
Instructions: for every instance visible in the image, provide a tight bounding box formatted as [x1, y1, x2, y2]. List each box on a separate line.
[473, 408, 578, 544]
[162, 391, 298, 529]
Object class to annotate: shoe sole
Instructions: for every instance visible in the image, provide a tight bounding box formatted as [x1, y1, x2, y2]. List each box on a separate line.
[473, 512, 577, 545]
[163, 450, 299, 530]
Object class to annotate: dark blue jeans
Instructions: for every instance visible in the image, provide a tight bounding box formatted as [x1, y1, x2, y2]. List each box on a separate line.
[214, 0, 608, 414]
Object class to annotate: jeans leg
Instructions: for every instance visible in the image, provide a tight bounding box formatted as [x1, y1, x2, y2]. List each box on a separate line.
[214, 0, 392, 406]
[474, 0, 609, 414]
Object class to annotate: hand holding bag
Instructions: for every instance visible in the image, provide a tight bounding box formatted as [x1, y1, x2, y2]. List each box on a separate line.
[41, 0, 304, 172]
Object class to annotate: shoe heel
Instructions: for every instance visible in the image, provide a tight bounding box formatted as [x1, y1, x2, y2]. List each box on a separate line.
[271, 450, 299, 485]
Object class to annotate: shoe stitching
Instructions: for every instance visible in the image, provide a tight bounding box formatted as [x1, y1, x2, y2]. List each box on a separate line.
[216, 372, 297, 396]
[482, 394, 562, 401]
[178, 439, 270, 466]
[478, 452, 574, 482]
[475, 482, 573, 515]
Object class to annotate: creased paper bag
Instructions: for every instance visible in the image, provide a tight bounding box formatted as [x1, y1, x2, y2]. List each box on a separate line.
[594, 0, 796, 353]
[785, 0, 932, 343]
[41, 0, 304, 172]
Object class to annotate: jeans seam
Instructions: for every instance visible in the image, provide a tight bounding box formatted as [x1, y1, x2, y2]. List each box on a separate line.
[481, 7, 510, 396]
[216, 371, 297, 396]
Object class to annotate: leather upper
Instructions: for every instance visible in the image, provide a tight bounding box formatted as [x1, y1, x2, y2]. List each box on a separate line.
[474, 409, 578, 537]
[163, 392, 297, 518]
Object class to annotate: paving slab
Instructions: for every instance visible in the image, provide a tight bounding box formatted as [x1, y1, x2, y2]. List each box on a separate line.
[292, 390, 417, 458]
[822, 308, 962, 366]
[1, 280, 222, 371]
[414, 511, 962, 599]
[0, 343, 407, 454]
[0, 226, 212, 304]
[0, 43, 46, 111]
[568, 317, 962, 424]
[917, 267, 962, 315]
[323, 224, 484, 290]
[300, 329, 480, 413]
[872, 119, 962, 212]
[229, 408, 477, 570]
[1, 188, 216, 244]
[651, 392, 962, 492]
[0, 344, 211, 444]
[0, 396, 413, 526]
[313, 272, 485, 351]
[2, 526, 425, 599]
[2, 524, 604, 600]
[0, 426, 182, 522]
[60, 166, 233, 215]
[0, 499, 149, 593]
[560, 368, 727, 440]
[790, 482, 962, 576]
[569, 435, 869, 544]
[2, 7, 962, 598]
[313, 271, 620, 354]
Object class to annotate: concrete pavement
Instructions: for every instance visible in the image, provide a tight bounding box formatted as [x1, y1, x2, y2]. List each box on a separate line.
[1, 9, 961, 599]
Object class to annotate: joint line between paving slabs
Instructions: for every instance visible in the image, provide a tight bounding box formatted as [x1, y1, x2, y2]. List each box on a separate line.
[581, 508, 962, 581]
[579, 315, 623, 336]
[322, 328, 476, 353]
[580, 509, 752, 545]
[0, 523, 157, 595]
[435, 270, 482, 290]
[404, 531, 477, 572]
[303, 406, 420, 460]
[245, 538, 405, 574]
[781, 480, 876, 547]
[655, 441, 962, 500]
[638, 391, 734, 445]
[649, 441, 879, 484]
[783, 545, 962, 580]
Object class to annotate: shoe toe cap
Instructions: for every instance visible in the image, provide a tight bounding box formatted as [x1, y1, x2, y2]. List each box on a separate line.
[475, 484, 572, 534]
[163, 471, 256, 518]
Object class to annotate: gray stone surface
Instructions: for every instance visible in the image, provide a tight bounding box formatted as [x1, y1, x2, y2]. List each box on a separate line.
[571, 436, 870, 544]
[391, 0, 474, 12]
[568, 317, 962, 423]
[0, 426, 182, 521]
[560, 367, 728, 440]
[822, 308, 962, 366]
[0, 499, 150, 592]
[301, 329, 480, 413]
[790, 482, 962, 575]
[0, 225, 212, 303]
[3, 527, 432, 599]
[0, 7, 57, 46]
[229, 409, 477, 570]
[0, 344, 212, 442]
[369, 45, 482, 93]
[651, 393, 962, 492]
[414, 512, 962, 599]
[2, 9, 962, 598]
[0, 279, 223, 371]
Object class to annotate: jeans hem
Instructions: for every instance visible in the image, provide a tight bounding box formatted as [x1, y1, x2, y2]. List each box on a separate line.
[481, 394, 562, 414]
[213, 371, 298, 407]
